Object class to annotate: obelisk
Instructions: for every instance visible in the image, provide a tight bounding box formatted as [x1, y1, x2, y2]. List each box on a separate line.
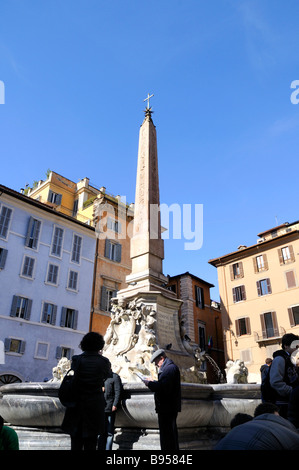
[126, 95, 168, 291]
[103, 96, 201, 381]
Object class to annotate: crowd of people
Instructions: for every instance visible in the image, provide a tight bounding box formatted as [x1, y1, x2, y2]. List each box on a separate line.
[215, 333, 299, 450]
[3, 331, 299, 451]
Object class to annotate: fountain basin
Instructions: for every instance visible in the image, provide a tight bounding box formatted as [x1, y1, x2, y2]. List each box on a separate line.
[0, 381, 261, 430]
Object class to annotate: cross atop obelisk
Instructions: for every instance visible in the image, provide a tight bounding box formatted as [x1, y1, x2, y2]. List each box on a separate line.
[143, 93, 154, 110]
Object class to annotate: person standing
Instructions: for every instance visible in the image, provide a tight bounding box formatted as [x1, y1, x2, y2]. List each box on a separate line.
[0, 415, 19, 450]
[269, 333, 299, 418]
[98, 371, 122, 450]
[61, 332, 112, 450]
[143, 349, 181, 452]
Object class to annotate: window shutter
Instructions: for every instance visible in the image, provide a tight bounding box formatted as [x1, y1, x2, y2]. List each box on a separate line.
[56, 346, 62, 359]
[52, 305, 57, 325]
[0, 248, 8, 269]
[263, 254, 268, 270]
[272, 311, 278, 336]
[260, 314, 266, 339]
[256, 281, 261, 296]
[73, 310, 78, 330]
[266, 278, 272, 294]
[56, 194, 62, 205]
[32, 220, 41, 249]
[239, 262, 244, 278]
[60, 307, 67, 327]
[286, 270, 296, 288]
[25, 217, 34, 246]
[104, 239, 110, 258]
[112, 290, 118, 299]
[19, 341, 26, 354]
[48, 190, 53, 202]
[289, 245, 295, 262]
[25, 299, 32, 320]
[4, 338, 11, 352]
[235, 319, 240, 336]
[241, 285, 246, 300]
[278, 248, 283, 265]
[10, 296, 18, 317]
[253, 257, 258, 273]
[100, 286, 108, 311]
[245, 317, 251, 335]
[232, 287, 236, 303]
[288, 307, 295, 327]
[42, 303, 48, 323]
[229, 265, 234, 280]
[115, 243, 122, 262]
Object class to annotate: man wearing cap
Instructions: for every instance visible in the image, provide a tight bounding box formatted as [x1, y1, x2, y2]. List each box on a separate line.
[143, 349, 181, 451]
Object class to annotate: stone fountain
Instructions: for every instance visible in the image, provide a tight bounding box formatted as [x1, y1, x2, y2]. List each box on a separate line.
[0, 102, 261, 450]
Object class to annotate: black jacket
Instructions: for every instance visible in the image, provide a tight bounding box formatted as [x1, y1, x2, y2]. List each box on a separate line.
[103, 373, 122, 413]
[269, 349, 298, 402]
[61, 352, 112, 437]
[148, 357, 181, 414]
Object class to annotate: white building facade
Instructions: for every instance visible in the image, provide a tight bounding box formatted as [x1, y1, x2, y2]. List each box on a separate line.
[0, 184, 96, 383]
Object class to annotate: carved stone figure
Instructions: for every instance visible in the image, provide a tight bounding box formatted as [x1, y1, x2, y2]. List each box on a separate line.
[225, 359, 248, 384]
[48, 357, 72, 382]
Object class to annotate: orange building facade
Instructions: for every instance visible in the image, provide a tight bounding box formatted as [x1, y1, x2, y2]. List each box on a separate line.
[167, 272, 225, 382]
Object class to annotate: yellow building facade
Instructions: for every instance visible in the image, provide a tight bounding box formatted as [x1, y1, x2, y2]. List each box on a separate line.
[28, 171, 133, 335]
[209, 221, 299, 383]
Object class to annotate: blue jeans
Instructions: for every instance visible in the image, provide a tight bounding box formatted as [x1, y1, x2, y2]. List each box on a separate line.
[98, 412, 115, 450]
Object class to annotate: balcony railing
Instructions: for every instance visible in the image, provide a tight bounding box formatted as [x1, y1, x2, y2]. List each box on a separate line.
[254, 326, 286, 343]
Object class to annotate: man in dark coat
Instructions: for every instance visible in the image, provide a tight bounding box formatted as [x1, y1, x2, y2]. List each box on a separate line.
[144, 349, 181, 451]
[98, 372, 122, 450]
[61, 332, 112, 450]
[269, 333, 299, 417]
[214, 412, 299, 450]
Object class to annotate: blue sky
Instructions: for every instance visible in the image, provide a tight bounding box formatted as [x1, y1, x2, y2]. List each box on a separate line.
[1, 0, 299, 300]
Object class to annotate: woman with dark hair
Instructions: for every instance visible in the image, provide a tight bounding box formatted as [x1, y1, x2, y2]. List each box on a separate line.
[61, 332, 112, 450]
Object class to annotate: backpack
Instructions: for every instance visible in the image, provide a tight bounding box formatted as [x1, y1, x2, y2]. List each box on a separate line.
[260, 364, 277, 403]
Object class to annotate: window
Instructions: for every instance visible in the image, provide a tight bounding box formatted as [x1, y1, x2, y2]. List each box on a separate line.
[56, 346, 74, 360]
[60, 307, 78, 329]
[257, 278, 272, 296]
[195, 286, 204, 308]
[236, 317, 251, 336]
[46, 263, 59, 285]
[68, 270, 78, 291]
[4, 338, 25, 355]
[25, 217, 41, 249]
[100, 286, 117, 312]
[278, 245, 295, 265]
[72, 199, 78, 217]
[198, 324, 206, 351]
[71, 234, 82, 263]
[104, 239, 121, 262]
[48, 190, 62, 205]
[41, 302, 57, 325]
[0, 206, 12, 239]
[285, 270, 297, 289]
[288, 306, 299, 327]
[230, 262, 244, 280]
[260, 311, 278, 339]
[107, 217, 121, 234]
[51, 227, 64, 257]
[0, 247, 8, 269]
[253, 254, 268, 273]
[10, 295, 32, 320]
[35, 342, 49, 360]
[232, 285, 246, 302]
[21, 256, 35, 279]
